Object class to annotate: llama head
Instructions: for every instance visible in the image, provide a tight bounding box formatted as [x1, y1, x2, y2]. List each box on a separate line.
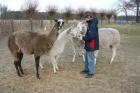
[54, 18, 64, 30]
[69, 22, 87, 37]
[64, 25, 77, 38]
[44, 18, 64, 32]
[77, 21, 87, 35]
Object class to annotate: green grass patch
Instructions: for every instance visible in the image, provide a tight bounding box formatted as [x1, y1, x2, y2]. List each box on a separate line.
[99, 23, 140, 35]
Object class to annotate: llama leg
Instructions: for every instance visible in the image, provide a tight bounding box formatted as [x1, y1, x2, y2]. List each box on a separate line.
[78, 49, 83, 57]
[53, 63, 56, 73]
[110, 47, 116, 64]
[70, 38, 76, 62]
[72, 52, 76, 62]
[18, 52, 24, 75]
[55, 62, 59, 71]
[82, 54, 85, 62]
[82, 50, 85, 62]
[13, 52, 22, 77]
[72, 46, 76, 62]
[78, 51, 81, 57]
[51, 57, 57, 73]
[94, 50, 99, 65]
[14, 60, 21, 77]
[39, 62, 44, 69]
[34, 56, 40, 79]
[55, 56, 59, 70]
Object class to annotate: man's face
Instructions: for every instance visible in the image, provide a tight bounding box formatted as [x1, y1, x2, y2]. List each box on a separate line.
[85, 17, 91, 22]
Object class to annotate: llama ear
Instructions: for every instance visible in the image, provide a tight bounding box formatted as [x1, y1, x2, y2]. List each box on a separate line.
[54, 19, 58, 22]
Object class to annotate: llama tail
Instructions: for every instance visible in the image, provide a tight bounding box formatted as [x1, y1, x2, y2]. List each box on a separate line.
[8, 34, 19, 56]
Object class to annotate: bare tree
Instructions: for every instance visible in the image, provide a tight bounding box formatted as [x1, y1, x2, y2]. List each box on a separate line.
[63, 7, 73, 22]
[130, 0, 140, 23]
[112, 10, 118, 23]
[99, 11, 106, 24]
[0, 4, 2, 32]
[0, 4, 2, 18]
[0, 5, 13, 33]
[84, 10, 92, 17]
[77, 8, 85, 19]
[23, 0, 38, 31]
[117, 0, 134, 23]
[46, 5, 58, 20]
[106, 11, 113, 23]
[10, 19, 14, 32]
[90, 8, 97, 17]
[0, 5, 8, 19]
[135, 0, 140, 22]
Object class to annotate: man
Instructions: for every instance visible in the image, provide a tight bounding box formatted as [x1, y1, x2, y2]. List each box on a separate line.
[78, 15, 99, 78]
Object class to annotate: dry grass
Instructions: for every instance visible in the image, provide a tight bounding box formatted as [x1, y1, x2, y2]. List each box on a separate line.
[0, 21, 140, 93]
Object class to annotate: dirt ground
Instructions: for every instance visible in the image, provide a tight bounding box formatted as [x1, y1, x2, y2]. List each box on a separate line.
[0, 24, 140, 93]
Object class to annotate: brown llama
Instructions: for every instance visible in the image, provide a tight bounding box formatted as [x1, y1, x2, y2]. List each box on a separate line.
[8, 19, 64, 79]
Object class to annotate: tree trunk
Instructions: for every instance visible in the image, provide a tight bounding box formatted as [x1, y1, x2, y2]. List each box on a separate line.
[136, 0, 140, 23]
[114, 16, 117, 24]
[0, 20, 2, 32]
[10, 19, 14, 32]
[30, 18, 33, 31]
[40, 20, 44, 28]
[108, 19, 110, 24]
[125, 14, 128, 24]
[124, 8, 129, 24]
[101, 19, 103, 24]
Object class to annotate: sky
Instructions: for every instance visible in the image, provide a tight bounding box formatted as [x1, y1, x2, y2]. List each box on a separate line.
[0, 0, 136, 15]
[0, 0, 118, 11]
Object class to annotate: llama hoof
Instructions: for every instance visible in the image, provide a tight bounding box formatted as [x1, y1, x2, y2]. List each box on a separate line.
[21, 71, 24, 75]
[17, 73, 22, 77]
[40, 64, 44, 69]
[18, 74, 22, 77]
[53, 68, 57, 73]
[36, 76, 40, 79]
[109, 62, 112, 64]
[56, 67, 59, 71]
[36, 74, 40, 79]
[72, 60, 75, 62]
[40, 67, 44, 69]
[53, 71, 57, 74]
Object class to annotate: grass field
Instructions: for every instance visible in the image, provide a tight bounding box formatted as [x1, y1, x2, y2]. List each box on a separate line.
[0, 22, 140, 93]
[100, 23, 140, 35]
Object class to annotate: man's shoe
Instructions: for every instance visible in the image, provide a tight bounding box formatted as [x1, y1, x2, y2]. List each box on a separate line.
[80, 70, 88, 74]
[85, 74, 94, 78]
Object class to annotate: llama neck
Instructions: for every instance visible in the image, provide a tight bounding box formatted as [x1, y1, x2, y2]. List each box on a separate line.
[47, 31, 59, 41]
[54, 30, 70, 48]
[51, 26, 59, 32]
[51, 23, 59, 32]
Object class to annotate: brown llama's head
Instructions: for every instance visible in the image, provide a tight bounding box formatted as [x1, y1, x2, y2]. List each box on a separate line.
[53, 18, 64, 30]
